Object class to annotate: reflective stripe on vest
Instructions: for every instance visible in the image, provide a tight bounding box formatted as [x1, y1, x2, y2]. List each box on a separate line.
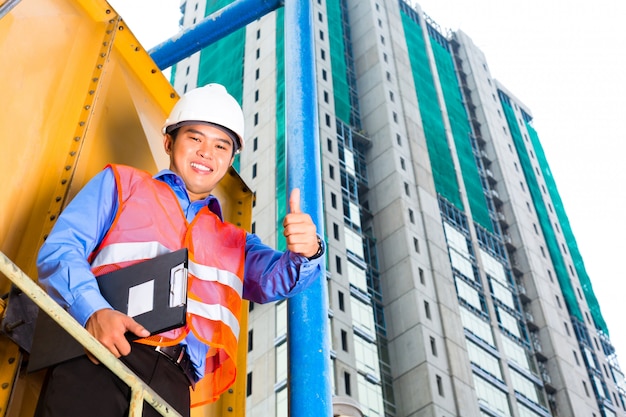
[188, 260, 243, 296]
[91, 241, 171, 269]
[187, 299, 240, 337]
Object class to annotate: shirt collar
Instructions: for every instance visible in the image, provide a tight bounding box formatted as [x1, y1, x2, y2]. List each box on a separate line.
[154, 169, 224, 220]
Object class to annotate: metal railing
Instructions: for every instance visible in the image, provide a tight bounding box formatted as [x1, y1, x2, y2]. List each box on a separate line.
[0, 251, 181, 417]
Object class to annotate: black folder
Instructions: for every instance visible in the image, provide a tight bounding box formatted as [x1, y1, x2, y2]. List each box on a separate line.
[28, 248, 188, 372]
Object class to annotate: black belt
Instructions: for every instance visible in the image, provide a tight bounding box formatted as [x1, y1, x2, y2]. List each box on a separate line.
[154, 344, 197, 387]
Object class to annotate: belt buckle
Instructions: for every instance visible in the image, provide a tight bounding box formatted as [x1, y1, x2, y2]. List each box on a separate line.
[155, 345, 185, 364]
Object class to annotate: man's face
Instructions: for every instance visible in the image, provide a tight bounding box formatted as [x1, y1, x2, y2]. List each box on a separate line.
[164, 123, 235, 201]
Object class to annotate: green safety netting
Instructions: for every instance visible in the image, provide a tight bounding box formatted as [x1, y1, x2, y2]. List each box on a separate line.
[429, 36, 492, 232]
[326, 0, 351, 125]
[275, 8, 287, 251]
[501, 102, 583, 322]
[401, 12, 462, 210]
[525, 123, 608, 334]
[401, 11, 492, 232]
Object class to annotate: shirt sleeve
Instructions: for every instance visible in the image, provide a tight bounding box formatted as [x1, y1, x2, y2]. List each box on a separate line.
[242, 233, 325, 304]
[37, 167, 118, 326]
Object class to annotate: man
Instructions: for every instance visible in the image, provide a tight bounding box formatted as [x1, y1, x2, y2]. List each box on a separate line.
[35, 84, 324, 416]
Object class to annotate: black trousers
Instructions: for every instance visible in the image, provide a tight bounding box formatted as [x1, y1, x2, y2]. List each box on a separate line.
[34, 343, 191, 417]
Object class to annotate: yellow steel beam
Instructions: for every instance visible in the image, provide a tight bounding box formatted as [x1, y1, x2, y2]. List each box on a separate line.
[0, 0, 252, 415]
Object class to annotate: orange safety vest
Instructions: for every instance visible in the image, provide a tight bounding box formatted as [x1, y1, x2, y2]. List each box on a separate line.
[89, 164, 246, 405]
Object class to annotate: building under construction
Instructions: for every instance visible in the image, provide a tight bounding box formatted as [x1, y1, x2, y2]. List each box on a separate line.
[170, 1, 626, 416]
[0, 0, 624, 416]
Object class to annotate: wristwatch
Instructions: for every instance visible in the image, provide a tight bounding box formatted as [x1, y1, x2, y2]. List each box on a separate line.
[307, 236, 324, 260]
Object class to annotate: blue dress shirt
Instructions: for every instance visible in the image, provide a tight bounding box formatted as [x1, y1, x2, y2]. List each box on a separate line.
[37, 166, 324, 379]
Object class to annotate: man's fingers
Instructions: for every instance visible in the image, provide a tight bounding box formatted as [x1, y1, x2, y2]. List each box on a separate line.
[289, 188, 301, 214]
[126, 318, 150, 339]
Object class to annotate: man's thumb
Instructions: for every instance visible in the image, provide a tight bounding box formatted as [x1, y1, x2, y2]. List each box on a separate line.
[289, 188, 302, 213]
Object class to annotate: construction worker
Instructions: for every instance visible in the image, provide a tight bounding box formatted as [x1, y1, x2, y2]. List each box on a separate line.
[34, 84, 325, 417]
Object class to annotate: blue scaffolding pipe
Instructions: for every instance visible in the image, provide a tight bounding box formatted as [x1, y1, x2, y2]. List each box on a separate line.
[149, 0, 331, 414]
[148, 0, 283, 70]
[284, 0, 331, 416]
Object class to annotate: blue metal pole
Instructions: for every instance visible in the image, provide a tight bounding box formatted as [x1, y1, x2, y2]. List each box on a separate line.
[148, 0, 283, 69]
[284, 0, 332, 416]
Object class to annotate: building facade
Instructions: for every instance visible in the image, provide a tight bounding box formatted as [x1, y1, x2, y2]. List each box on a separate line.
[171, 1, 625, 416]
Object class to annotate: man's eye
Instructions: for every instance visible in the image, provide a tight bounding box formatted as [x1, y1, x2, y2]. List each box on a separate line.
[190, 136, 200, 142]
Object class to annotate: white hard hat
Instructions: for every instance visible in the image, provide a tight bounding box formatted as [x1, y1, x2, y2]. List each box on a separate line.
[162, 84, 245, 153]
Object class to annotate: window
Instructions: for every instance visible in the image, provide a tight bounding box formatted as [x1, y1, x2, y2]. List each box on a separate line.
[409, 209, 415, 224]
[255, 48, 260, 59]
[325, 113, 331, 127]
[419, 268, 425, 285]
[430, 336, 437, 356]
[319, 30, 324, 40]
[396, 134, 402, 146]
[323, 90, 329, 103]
[318, 12, 323, 22]
[404, 182, 410, 196]
[329, 164, 335, 180]
[247, 372, 253, 396]
[400, 157, 405, 170]
[255, 68, 260, 80]
[555, 295, 561, 308]
[386, 71, 391, 81]
[573, 350, 580, 365]
[564, 322, 570, 336]
[254, 89, 259, 102]
[252, 163, 257, 179]
[254, 113, 259, 126]
[322, 69, 327, 81]
[392, 112, 398, 123]
[253, 137, 258, 151]
[251, 222, 256, 234]
[341, 329, 348, 351]
[335, 256, 342, 274]
[344, 372, 351, 395]
[424, 301, 431, 319]
[333, 223, 339, 240]
[256, 29, 260, 39]
[436, 375, 444, 396]
[413, 237, 419, 253]
[331, 192, 337, 209]
[320, 49, 326, 60]
[248, 329, 253, 352]
[338, 291, 345, 311]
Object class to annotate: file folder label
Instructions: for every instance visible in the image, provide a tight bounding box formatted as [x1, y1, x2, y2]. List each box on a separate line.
[127, 279, 155, 317]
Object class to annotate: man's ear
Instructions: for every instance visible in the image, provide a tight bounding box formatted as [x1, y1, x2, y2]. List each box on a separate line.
[163, 134, 173, 155]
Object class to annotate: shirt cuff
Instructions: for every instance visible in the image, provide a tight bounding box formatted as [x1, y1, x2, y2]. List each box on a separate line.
[69, 288, 113, 327]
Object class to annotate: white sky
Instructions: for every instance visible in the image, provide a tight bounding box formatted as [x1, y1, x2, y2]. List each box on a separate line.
[109, 0, 626, 369]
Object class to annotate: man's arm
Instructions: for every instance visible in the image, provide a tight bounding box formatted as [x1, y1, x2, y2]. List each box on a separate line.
[242, 188, 325, 304]
[37, 168, 118, 325]
[37, 167, 149, 359]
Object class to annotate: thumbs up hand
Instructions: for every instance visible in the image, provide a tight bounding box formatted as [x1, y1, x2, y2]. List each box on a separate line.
[283, 188, 321, 258]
